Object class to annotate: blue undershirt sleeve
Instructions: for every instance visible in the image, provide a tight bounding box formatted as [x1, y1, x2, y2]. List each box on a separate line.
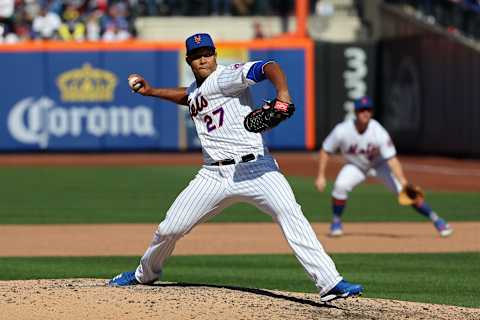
[246, 60, 274, 82]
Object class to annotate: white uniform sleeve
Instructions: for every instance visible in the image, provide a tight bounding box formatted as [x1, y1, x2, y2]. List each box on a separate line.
[217, 61, 257, 96]
[378, 125, 397, 159]
[186, 82, 196, 95]
[322, 125, 342, 154]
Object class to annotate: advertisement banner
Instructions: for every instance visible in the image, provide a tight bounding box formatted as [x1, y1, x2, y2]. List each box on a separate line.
[0, 40, 314, 151]
[0, 50, 179, 151]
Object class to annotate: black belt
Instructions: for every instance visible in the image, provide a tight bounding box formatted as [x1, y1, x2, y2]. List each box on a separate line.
[210, 153, 256, 166]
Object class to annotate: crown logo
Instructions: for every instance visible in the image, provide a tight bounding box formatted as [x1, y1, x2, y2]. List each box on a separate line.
[56, 63, 118, 102]
[194, 35, 201, 44]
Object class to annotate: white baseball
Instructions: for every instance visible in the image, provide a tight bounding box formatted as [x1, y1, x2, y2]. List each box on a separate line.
[128, 76, 143, 91]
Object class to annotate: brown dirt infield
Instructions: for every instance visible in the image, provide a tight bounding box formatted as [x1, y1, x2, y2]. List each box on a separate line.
[1, 279, 479, 320]
[1, 152, 479, 319]
[0, 222, 479, 257]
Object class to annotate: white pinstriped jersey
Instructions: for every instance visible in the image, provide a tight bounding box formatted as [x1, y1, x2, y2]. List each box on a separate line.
[323, 119, 396, 171]
[186, 62, 267, 164]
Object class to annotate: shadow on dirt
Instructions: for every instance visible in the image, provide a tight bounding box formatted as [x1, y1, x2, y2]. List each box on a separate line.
[153, 282, 343, 310]
[337, 232, 430, 239]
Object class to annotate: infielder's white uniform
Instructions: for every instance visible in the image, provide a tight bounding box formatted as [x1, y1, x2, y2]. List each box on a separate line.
[134, 62, 342, 294]
[323, 119, 401, 200]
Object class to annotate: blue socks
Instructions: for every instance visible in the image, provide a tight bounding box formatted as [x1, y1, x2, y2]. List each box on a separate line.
[412, 201, 439, 221]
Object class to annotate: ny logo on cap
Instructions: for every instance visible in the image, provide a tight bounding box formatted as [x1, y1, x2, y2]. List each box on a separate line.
[194, 35, 202, 44]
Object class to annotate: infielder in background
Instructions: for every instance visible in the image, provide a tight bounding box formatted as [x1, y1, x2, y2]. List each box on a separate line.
[315, 96, 453, 238]
[109, 33, 363, 302]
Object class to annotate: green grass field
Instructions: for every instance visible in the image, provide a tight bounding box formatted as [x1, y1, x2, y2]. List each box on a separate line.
[0, 166, 478, 224]
[1, 253, 479, 308]
[1, 166, 479, 308]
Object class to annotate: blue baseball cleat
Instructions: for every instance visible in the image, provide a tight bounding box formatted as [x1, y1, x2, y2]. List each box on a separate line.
[108, 271, 139, 286]
[329, 221, 343, 237]
[321, 280, 363, 302]
[434, 218, 453, 237]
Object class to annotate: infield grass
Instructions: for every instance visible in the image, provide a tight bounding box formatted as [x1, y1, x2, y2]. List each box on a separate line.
[0, 167, 478, 224]
[0, 253, 479, 308]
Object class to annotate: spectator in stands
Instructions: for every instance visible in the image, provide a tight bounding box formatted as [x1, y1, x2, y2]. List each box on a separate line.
[252, 20, 264, 38]
[58, 3, 86, 41]
[85, 9, 102, 41]
[12, 21, 32, 41]
[10, 1, 33, 41]
[101, 2, 131, 41]
[22, 0, 40, 21]
[32, 6, 61, 39]
[0, 0, 14, 37]
[44, 0, 64, 16]
[0, 24, 18, 42]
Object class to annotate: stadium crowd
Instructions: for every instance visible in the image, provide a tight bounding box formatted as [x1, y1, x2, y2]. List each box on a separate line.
[135, 0, 296, 17]
[0, 0, 298, 43]
[0, 0, 138, 42]
[387, 0, 480, 40]
[2, 0, 478, 43]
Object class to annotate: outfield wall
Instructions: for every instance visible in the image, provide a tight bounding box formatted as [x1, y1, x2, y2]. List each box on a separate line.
[0, 39, 315, 152]
[2, 30, 479, 157]
[379, 4, 480, 157]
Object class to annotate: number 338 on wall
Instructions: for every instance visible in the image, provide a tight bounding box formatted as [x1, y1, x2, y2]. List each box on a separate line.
[188, 95, 224, 132]
[343, 47, 368, 120]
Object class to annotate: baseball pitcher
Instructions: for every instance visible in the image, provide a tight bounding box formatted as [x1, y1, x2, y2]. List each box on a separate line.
[315, 96, 453, 237]
[109, 33, 363, 302]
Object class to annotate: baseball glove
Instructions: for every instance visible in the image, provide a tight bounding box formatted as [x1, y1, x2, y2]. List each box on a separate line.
[244, 99, 295, 133]
[398, 183, 425, 205]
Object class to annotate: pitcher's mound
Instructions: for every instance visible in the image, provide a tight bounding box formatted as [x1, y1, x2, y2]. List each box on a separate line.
[0, 279, 478, 320]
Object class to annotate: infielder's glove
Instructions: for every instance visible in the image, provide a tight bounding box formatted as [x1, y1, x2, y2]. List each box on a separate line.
[398, 183, 425, 205]
[244, 99, 295, 133]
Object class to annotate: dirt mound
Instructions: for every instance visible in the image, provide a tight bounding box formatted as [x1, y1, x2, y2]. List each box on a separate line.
[1, 279, 478, 320]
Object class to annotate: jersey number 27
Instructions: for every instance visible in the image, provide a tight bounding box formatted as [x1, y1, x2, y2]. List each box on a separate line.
[204, 107, 224, 132]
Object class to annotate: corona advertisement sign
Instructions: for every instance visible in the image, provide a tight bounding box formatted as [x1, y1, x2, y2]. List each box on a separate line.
[0, 40, 313, 151]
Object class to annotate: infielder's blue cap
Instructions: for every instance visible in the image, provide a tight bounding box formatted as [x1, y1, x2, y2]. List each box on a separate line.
[354, 96, 373, 110]
[185, 33, 215, 55]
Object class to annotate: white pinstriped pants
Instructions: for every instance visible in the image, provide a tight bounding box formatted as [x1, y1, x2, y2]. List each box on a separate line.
[332, 162, 403, 200]
[135, 155, 342, 294]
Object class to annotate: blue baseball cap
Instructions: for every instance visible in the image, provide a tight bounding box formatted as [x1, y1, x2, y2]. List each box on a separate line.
[354, 96, 373, 110]
[185, 33, 215, 55]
